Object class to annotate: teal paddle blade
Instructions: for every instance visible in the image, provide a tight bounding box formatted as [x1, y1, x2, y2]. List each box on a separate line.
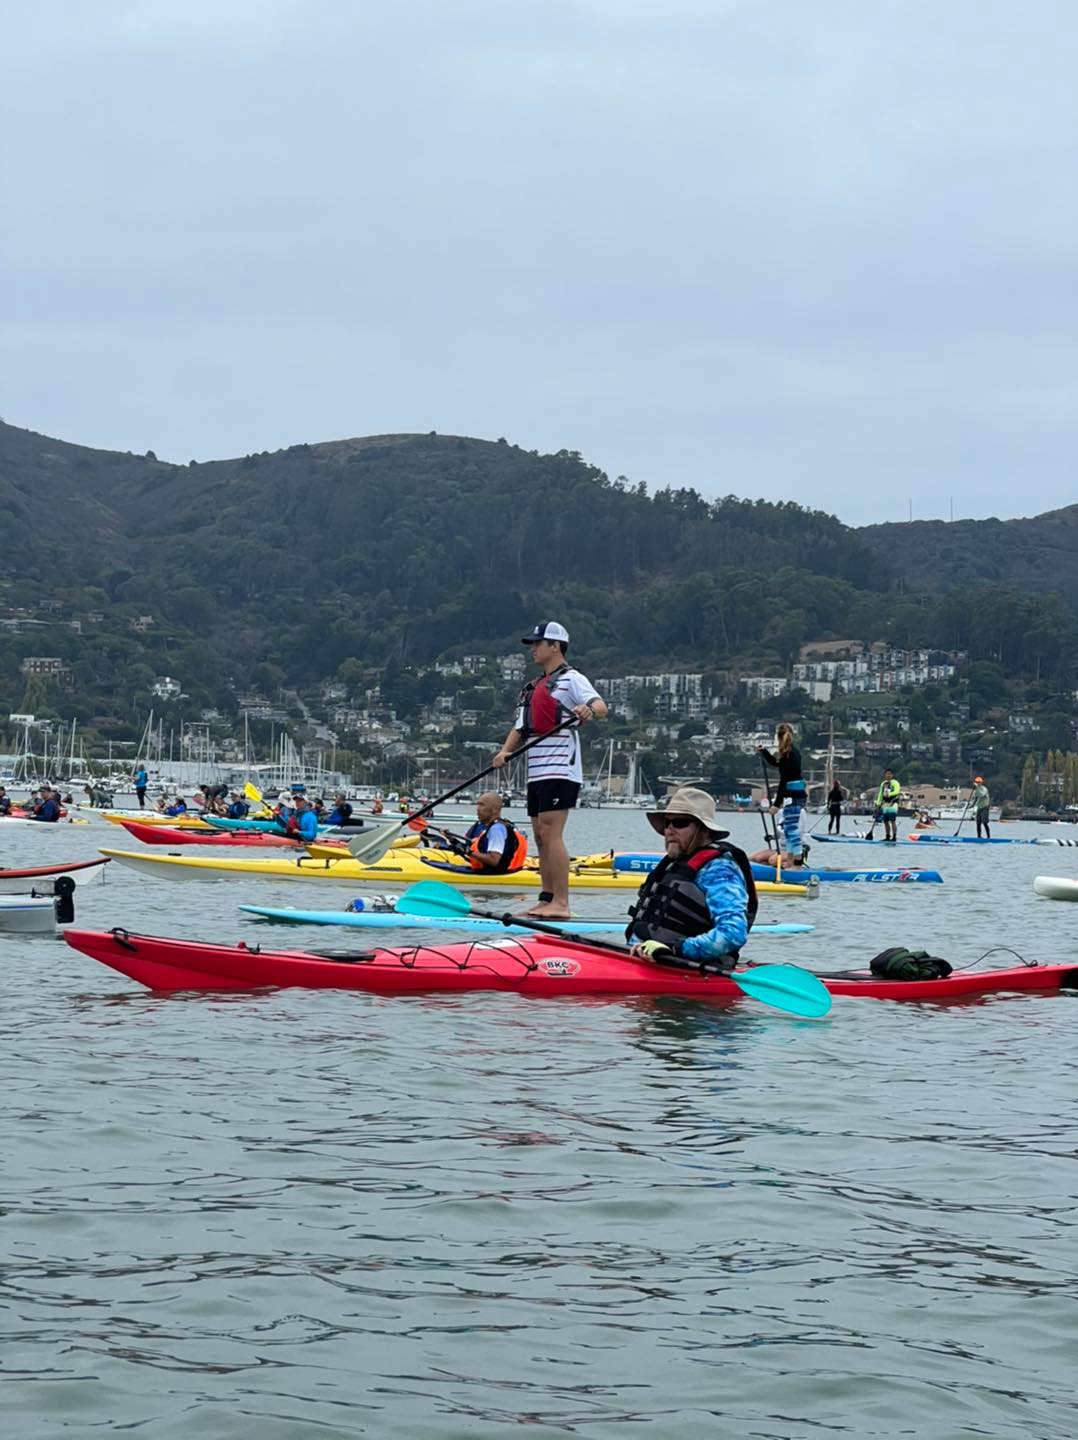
[395, 881, 472, 917]
[730, 963, 832, 1017]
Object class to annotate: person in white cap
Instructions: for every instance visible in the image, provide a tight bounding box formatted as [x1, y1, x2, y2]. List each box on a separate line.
[492, 621, 607, 918]
[626, 787, 757, 971]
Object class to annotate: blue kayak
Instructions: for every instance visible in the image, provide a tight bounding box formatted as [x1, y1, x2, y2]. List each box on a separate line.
[904, 833, 1076, 847]
[606, 853, 942, 884]
[814, 832, 1076, 848]
[238, 904, 815, 936]
[206, 816, 359, 837]
[206, 816, 296, 835]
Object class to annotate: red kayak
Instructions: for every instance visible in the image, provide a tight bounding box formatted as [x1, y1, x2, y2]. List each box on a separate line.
[63, 928, 1078, 1003]
[118, 820, 312, 849]
[0, 857, 109, 894]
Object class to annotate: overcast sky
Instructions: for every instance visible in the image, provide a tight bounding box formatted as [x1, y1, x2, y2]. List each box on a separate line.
[3, 0, 1076, 525]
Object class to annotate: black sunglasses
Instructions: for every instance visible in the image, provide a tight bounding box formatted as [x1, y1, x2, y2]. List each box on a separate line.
[662, 815, 698, 830]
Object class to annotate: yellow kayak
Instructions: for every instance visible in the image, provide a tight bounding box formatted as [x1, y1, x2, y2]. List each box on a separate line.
[98, 847, 806, 894]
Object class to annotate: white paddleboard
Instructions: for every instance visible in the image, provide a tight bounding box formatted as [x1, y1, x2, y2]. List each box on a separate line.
[1033, 875, 1078, 901]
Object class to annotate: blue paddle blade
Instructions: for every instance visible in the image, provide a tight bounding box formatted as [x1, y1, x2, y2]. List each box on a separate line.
[730, 963, 832, 1017]
[395, 880, 472, 917]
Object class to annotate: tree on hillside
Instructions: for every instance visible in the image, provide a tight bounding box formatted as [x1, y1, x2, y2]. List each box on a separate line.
[19, 674, 49, 715]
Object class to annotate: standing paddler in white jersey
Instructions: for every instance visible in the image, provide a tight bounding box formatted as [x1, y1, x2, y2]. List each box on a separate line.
[492, 621, 608, 920]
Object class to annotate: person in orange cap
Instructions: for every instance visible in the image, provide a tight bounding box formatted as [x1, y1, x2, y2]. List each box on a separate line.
[970, 776, 992, 838]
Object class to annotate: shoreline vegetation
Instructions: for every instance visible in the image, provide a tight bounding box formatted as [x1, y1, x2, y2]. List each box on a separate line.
[3, 420, 1077, 809]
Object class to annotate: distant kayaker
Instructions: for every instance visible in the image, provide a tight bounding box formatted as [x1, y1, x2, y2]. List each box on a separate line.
[971, 776, 992, 838]
[827, 780, 844, 835]
[163, 796, 188, 816]
[30, 788, 62, 822]
[226, 791, 250, 819]
[0, 786, 10, 816]
[456, 792, 528, 873]
[757, 724, 806, 862]
[371, 795, 384, 814]
[627, 787, 757, 973]
[492, 621, 607, 920]
[284, 792, 319, 845]
[325, 794, 354, 826]
[132, 765, 148, 809]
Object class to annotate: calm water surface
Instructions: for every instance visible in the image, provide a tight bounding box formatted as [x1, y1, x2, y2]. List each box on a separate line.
[2, 812, 1077, 1438]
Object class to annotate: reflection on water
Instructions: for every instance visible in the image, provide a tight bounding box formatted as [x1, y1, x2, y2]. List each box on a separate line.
[1, 816, 1077, 1437]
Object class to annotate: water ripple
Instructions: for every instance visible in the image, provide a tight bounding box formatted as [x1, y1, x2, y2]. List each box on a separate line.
[2, 818, 1078, 1436]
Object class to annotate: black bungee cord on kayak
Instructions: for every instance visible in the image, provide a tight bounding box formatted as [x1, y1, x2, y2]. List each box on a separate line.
[805, 943, 1041, 982]
[957, 945, 1038, 971]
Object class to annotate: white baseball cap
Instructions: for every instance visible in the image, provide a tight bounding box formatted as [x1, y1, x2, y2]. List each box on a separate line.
[521, 621, 569, 645]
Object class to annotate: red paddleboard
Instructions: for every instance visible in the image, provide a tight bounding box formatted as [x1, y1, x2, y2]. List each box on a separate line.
[118, 819, 317, 849]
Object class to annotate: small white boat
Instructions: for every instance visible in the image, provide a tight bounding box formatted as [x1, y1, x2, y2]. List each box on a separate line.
[1033, 875, 1078, 902]
[0, 895, 57, 933]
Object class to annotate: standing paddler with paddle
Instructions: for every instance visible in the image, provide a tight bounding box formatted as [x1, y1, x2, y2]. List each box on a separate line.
[757, 723, 807, 863]
[492, 621, 607, 920]
[970, 776, 992, 838]
[867, 766, 902, 842]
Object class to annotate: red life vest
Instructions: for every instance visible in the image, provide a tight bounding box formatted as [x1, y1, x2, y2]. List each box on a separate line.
[518, 662, 572, 737]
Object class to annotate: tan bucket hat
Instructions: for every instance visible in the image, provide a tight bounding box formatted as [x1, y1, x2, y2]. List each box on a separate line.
[647, 786, 729, 839]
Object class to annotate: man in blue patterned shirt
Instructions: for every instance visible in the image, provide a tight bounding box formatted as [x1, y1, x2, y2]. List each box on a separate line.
[626, 787, 757, 973]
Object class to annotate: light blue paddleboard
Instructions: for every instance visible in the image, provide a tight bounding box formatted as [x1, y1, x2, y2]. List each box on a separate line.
[238, 905, 814, 936]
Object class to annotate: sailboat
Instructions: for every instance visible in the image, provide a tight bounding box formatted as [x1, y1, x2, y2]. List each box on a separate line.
[579, 743, 656, 807]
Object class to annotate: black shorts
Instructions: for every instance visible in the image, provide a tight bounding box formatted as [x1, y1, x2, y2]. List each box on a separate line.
[526, 779, 581, 817]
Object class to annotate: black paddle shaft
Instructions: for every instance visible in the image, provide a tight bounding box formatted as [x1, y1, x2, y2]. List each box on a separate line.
[486, 908, 710, 973]
[759, 756, 781, 850]
[395, 718, 579, 829]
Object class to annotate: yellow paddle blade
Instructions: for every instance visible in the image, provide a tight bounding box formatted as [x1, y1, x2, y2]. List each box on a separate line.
[243, 782, 263, 804]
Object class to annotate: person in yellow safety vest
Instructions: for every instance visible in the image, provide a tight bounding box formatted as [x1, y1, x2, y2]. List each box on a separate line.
[875, 768, 902, 842]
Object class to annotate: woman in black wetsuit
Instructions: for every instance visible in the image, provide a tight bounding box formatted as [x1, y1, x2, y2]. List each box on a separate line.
[827, 780, 843, 834]
[757, 723, 806, 860]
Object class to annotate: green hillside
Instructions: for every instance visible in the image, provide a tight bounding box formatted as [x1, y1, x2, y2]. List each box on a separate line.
[860, 509, 1078, 615]
[1, 419, 1074, 740]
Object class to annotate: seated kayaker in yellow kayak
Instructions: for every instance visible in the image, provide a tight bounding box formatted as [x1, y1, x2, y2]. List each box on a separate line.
[429, 793, 529, 873]
[627, 788, 757, 973]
